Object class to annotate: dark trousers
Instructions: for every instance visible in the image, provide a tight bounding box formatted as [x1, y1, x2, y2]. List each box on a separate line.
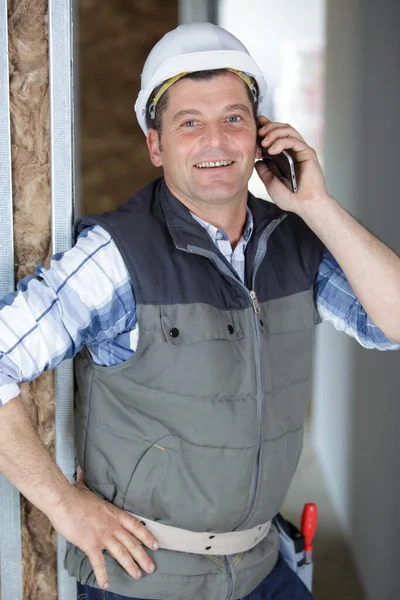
[77, 554, 314, 600]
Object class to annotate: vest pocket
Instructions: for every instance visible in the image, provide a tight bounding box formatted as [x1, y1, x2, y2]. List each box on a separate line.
[121, 435, 256, 533]
[160, 304, 244, 345]
[154, 304, 250, 399]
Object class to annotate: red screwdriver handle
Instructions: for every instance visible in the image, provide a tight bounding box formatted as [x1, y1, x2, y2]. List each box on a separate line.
[301, 503, 318, 551]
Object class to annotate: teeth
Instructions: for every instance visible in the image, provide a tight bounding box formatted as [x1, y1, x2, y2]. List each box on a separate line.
[195, 160, 233, 168]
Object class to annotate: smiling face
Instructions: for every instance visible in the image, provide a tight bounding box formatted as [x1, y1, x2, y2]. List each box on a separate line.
[146, 71, 259, 212]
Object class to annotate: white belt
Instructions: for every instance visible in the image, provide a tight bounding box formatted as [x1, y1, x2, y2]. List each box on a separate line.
[130, 513, 271, 555]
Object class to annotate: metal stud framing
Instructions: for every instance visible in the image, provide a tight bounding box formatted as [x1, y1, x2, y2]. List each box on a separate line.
[0, 0, 23, 598]
[48, 0, 77, 598]
[0, 0, 77, 597]
[178, 0, 218, 24]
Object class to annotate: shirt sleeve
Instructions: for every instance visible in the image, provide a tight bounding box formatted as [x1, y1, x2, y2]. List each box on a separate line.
[0, 225, 136, 406]
[315, 248, 400, 350]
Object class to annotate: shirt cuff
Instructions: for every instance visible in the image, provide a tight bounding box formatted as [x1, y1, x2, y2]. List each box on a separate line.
[0, 383, 21, 405]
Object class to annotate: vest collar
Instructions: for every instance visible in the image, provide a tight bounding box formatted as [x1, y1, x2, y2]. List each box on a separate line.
[159, 178, 284, 253]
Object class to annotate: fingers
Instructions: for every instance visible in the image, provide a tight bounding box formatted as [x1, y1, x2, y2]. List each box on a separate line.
[120, 513, 159, 552]
[255, 160, 292, 194]
[260, 123, 316, 163]
[259, 127, 305, 151]
[114, 529, 155, 574]
[255, 160, 274, 185]
[104, 514, 158, 580]
[261, 130, 305, 153]
[88, 550, 110, 590]
[75, 466, 86, 485]
[106, 538, 144, 580]
[257, 116, 306, 151]
[266, 135, 312, 160]
[83, 514, 158, 589]
[259, 124, 305, 143]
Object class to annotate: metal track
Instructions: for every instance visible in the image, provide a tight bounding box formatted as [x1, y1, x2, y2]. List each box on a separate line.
[48, 0, 77, 597]
[179, 0, 218, 24]
[0, 0, 23, 598]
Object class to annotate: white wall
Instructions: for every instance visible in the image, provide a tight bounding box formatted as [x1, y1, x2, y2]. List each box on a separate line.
[219, 0, 326, 199]
[219, 0, 326, 93]
[313, 1, 400, 598]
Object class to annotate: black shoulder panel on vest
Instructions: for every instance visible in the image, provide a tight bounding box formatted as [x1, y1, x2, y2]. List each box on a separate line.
[258, 211, 325, 302]
[74, 178, 325, 308]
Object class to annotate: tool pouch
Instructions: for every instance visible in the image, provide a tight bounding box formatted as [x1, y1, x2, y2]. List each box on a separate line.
[273, 513, 314, 592]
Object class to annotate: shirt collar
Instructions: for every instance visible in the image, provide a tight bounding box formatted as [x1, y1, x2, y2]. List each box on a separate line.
[190, 207, 254, 250]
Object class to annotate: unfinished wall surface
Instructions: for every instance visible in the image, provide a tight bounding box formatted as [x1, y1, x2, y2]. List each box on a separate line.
[4, 2, 179, 598]
[79, 0, 178, 216]
[8, 0, 56, 599]
[3, 2, 178, 597]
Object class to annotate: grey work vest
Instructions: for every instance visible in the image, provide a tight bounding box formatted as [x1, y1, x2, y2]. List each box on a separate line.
[65, 178, 324, 600]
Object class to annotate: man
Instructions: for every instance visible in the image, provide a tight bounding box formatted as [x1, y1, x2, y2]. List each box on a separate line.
[0, 21, 399, 600]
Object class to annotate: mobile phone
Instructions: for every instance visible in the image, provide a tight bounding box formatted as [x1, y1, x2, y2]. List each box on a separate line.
[260, 143, 298, 193]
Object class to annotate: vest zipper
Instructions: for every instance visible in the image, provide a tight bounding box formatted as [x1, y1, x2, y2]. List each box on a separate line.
[243, 215, 288, 525]
[224, 557, 233, 600]
[184, 213, 287, 533]
[249, 290, 261, 313]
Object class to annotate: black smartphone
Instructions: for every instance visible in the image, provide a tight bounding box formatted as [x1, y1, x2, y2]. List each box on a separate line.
[260, 143, 298, 193]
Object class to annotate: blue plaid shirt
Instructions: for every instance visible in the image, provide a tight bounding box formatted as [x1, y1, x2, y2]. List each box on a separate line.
[0, 209, 398, 404]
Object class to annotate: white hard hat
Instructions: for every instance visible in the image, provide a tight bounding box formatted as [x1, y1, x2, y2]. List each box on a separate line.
[134, 22, 268, 135]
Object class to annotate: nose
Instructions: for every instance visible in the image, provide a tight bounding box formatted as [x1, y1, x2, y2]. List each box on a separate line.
[201, 121, 227, 150]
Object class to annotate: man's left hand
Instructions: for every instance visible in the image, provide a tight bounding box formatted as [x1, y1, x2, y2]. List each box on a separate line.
[255, 115, 330, 214]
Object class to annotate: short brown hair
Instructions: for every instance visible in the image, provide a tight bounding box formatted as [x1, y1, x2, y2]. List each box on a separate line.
[146, 69, 258, 140]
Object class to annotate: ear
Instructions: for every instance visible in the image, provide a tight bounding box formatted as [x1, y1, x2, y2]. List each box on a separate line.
[147, 129, 163, 167]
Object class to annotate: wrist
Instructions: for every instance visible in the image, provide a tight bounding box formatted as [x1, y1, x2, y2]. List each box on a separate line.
[295, 193, 335, 222]
[38, 476, 76, 520]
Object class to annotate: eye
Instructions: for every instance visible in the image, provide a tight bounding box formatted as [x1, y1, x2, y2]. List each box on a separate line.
[183, 120, 197, 127]
[227, 115, 242, 123]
